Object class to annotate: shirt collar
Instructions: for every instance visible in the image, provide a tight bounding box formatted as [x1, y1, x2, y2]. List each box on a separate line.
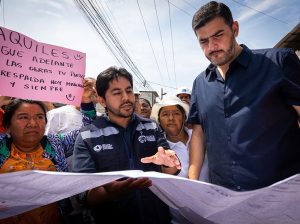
[233, 44, 251, 68]
[205, 44, 251, 81]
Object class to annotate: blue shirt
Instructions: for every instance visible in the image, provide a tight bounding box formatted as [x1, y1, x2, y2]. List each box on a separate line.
[188, 45, 300, 191]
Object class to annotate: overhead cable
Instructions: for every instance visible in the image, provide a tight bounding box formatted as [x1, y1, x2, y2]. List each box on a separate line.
[166, 0, 192, 16]
[136, 0, 165, 86]
[153, 0, 171, 83]
[230, 0, 293, 27]
[167, 0, 177, 86]
[147, 80, 176, 89]
[73, 0, 153, 90]
[180, 0, 197, 10]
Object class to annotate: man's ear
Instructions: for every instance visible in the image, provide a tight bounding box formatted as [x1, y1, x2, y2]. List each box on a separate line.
[98, 96, 106, 108]
[232, 21, 239, 37]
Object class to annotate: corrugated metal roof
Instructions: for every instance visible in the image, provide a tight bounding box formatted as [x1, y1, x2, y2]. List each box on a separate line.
[274, 22, 300, 50]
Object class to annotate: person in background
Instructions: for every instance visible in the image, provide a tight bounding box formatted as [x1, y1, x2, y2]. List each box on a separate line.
[188, 1, 300, 191]
[175, 86, 192, 105]
[136, 97, 152, 118]
[45, 103, 82, 134]
[72, 66, 181, 224]
[175, 87, 193, 129]
[0, 83, 95, 224]
[0, 96, 12, 133]
[151, 95, 208, 224]
[134, 90, 141, 114]
[43, 101, 56, 111]
[134, 90, 141, 100]
[45, 77, 98, 135]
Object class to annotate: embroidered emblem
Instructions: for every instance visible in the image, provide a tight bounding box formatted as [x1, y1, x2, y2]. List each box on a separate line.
[138, 135, 147, 143]
[146, 135, 155, 142]
[138, 135, 156, 143]
[93, 145, 102, 152]
[93, 144, 113, 152]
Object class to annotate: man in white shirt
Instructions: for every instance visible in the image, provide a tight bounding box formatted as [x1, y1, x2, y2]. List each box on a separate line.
[45, 77, 99, 135]
[45, 104, 82, 135]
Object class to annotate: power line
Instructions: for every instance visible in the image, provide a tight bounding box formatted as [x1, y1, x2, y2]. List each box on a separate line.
[81, 2, 151, 88]
[166, 0, 192, 16]
[180, 0, 197, 10]
[103, 1, 132, 49]
[153, 0, 171, 83]
[136, 0, 165, 85]
[230, 0, 293, 27]
[147, 80, 176, 89]
[74, 0, 194, 92]
[96, 1, 142, 86]
[167, 0, 177, 86]
[73, 0, 153, 91]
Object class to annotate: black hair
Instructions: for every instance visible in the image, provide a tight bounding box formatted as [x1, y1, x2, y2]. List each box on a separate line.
[192, 1, 233, 33]
[96, 66, 133, 99]
[3, 99, 47, 129]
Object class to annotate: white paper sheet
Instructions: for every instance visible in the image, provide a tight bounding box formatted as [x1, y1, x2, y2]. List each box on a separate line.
[0, 170, 299, 224]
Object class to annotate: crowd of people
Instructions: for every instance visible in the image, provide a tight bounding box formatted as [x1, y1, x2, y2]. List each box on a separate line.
[0, 1, 299, 224]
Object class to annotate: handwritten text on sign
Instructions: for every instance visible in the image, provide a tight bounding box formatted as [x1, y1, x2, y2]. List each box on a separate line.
[0, 26, 86, 106]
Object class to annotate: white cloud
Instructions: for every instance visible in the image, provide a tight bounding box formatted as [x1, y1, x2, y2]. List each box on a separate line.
[236, 0, 281, 23]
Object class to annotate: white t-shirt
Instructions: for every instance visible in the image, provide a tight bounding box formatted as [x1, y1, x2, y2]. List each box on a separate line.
[45, 105, 83, 135]
[167, 127, 209, 181]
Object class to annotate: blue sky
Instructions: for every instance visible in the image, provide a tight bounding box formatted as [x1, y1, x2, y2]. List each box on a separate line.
[1, 0, 299, 96]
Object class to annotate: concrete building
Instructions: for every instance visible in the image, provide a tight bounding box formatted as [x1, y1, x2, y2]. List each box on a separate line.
[140, 91, 159, 106]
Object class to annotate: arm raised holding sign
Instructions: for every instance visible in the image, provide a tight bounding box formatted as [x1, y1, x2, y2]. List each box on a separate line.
[0, 96, 12, 133]
[81, 77, 98, 104]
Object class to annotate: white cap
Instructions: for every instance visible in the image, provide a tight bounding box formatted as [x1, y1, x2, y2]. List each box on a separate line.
[133, 86, 140, 95]
[151, 96, 189, 123]
[176, 86, 192, 96]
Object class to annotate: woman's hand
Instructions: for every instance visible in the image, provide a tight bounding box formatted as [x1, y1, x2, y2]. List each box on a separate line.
[81, 78, 97, 103]
[0, 96, 12, 107]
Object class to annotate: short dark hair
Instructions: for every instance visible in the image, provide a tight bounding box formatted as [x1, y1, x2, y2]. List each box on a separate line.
[192, 1, 233, 32]
[3, 99, 47, 129]
[96, 66, 133, 99]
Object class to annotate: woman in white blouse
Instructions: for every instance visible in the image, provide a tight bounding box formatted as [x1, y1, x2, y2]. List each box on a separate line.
[151, 96, 209, 224]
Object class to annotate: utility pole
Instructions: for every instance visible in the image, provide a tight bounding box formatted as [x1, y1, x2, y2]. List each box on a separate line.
[161, 88, 167, 100]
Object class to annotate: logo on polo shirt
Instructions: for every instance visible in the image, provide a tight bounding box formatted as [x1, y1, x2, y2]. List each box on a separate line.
[138, 135, 156, 143]
[93, 144, 113, 152]
[138, 135, 147, 143]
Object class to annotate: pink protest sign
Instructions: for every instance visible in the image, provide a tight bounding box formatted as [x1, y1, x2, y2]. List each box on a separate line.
[0, 26, 86, 106]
